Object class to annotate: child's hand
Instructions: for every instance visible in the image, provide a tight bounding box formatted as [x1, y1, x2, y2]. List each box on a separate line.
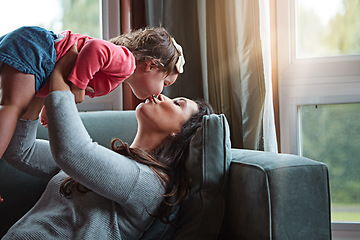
[69, 85, 95, 104]
[85, 85, 95, 93]
[69, 84, 95, 104]
[70, 83, 86, 104]
[40, 106, 48, 128]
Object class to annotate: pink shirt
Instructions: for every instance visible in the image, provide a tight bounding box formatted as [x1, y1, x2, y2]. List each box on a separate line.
[37, 31, 136, 98]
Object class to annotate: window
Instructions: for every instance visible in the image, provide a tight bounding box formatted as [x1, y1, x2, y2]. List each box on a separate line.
[300, 103, 360, 222]
[0, 0, 101, 38]
[0, 0, 123, 111]
[277, 0, 360, 238]
[296, 0, 360, 58]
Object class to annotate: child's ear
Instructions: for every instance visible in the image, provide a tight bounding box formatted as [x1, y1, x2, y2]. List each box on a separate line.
[144, 60, 161, 72]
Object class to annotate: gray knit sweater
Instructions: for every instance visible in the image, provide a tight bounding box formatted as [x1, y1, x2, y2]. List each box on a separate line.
[2, 91, 164, 240]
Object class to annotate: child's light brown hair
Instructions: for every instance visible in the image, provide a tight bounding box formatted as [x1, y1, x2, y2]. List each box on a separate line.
[110, 27, 180, 76]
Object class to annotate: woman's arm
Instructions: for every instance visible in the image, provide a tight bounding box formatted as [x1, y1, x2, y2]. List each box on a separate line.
[46, 47, 163, 204]
[2, 118, 60, 180]
[2, 88, 60, 179]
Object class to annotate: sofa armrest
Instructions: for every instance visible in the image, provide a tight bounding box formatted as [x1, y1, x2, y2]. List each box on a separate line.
[221, 149, 331, 240]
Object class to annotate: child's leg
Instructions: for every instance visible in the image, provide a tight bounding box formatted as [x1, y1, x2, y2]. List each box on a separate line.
[0, 64, 37, 158]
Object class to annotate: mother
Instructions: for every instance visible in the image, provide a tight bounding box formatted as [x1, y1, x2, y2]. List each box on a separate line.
[2, 46, 214, 239]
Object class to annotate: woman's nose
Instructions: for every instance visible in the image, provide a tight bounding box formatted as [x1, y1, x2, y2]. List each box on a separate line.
[158, 94, 170, 102]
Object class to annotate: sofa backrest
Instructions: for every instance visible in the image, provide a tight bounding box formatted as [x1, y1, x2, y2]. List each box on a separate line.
[37, 110, 138, 147]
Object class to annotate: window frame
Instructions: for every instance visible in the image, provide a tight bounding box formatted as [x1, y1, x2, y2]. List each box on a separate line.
[0, 0, 123, 111]
[77, 0, 124, 111]
[277, 0, 360, 238]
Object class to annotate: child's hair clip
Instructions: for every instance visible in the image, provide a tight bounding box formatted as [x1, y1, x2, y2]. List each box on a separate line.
[171, 38, 185, 74]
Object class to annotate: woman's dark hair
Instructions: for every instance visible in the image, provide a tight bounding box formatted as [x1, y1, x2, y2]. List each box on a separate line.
[109, 27, 180, 76]
[60, 100, 214, 224]
[152, 99, 214, 223]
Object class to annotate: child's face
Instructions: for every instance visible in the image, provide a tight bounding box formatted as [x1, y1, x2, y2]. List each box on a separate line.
[127, 62, 178, 100]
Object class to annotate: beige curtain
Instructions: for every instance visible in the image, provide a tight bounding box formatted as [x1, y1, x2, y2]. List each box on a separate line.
[145, 0, 277, 152]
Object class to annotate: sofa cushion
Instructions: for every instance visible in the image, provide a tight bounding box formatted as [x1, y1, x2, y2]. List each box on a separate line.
[174, 114, 232, 239]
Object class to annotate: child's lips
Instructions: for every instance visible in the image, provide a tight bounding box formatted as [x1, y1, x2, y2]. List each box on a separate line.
[145, 95, 155, 104]
[145, 94, 160, 104]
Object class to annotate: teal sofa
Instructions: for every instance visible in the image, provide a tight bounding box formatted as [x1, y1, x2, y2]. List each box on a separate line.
[0, 110, 331, 239]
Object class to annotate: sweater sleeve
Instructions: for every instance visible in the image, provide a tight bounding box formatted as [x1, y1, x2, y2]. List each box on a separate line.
[2, 119, 60, 180]
[44, 91, 161, 204]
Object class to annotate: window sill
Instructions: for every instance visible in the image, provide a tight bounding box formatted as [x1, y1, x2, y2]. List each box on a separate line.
[332, 222, 360, 240]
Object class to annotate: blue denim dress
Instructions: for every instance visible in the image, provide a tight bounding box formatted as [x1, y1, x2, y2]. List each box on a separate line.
[0, 26, 58, 92]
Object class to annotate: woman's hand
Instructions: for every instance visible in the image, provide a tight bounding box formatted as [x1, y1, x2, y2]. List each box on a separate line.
[49, 41, 79, 93]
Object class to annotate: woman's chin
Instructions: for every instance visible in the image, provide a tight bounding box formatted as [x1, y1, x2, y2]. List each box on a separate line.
[135, 102, 144, 112]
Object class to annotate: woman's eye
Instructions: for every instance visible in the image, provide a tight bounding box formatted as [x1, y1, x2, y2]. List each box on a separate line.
[173, 101, 180, 106]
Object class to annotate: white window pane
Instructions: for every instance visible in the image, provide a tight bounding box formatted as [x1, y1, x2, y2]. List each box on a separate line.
[300, 103, 360, 222]
[296, 0, 360, 58]
[0, 0, 101, 38]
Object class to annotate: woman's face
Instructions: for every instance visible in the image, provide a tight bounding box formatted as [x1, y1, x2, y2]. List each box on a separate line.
[136, 94, 199, 135]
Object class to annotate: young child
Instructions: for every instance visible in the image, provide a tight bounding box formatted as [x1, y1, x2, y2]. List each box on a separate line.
[0, 26, 185, 159]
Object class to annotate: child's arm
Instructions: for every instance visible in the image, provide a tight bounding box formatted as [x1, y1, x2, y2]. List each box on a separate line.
[67, 39, 110, 91]
[67, 39, 135, 98]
